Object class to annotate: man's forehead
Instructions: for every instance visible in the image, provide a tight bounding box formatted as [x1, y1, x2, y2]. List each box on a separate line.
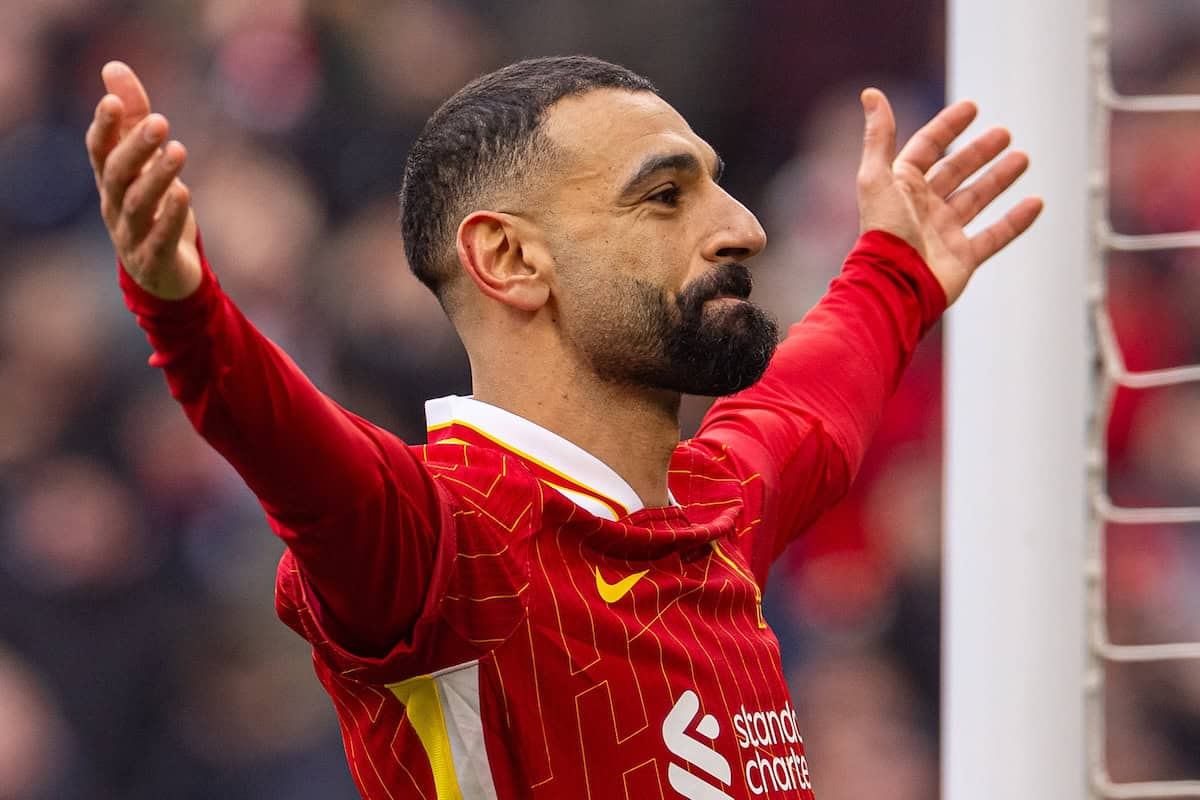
[542, 89, 714, 179]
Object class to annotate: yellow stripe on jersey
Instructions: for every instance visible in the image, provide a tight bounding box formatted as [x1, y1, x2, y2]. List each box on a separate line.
[711, 542, 767, 629]
[388, 674, 464, 800]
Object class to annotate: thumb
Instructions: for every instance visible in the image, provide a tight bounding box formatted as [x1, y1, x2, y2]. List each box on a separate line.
[859, 88, 896, 184]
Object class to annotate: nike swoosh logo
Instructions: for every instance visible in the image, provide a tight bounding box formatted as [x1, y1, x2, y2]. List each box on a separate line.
[595, 567, 650, 603]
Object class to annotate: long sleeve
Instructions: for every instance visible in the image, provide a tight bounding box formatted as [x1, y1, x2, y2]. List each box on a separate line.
[695, 230, 946, 582]
[120, 236, 446, 655]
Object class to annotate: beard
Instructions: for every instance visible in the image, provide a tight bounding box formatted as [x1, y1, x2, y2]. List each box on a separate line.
[581, 262, 780, 397]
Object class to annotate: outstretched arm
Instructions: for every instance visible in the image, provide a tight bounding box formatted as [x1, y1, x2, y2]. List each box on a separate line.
[699, 89, 1042, 576]
[86, 63, 443, 655]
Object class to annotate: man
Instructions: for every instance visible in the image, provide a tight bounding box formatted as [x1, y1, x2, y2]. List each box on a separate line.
[87, 56, 1039, 799]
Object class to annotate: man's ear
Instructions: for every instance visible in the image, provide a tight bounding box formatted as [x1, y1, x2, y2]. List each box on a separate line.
[456, 211, 552, 312]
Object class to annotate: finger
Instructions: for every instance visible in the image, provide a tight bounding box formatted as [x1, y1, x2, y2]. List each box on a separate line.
[85, 94, 124, 183]
[143, 179, 191, 264]
[947, 150, 1030, 224]
[858, 88, 897, 186]
[100, 113, 169, 228]
[926, 126, 1011, 198]
[121, 141, 187, 242]
[101, 61, 152, 135]
[895, 99, 979, 174]
[969, 196, 1044, 264]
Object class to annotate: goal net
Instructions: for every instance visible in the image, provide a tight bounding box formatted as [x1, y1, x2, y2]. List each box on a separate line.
[947, 1, 1200, 798]
[1086, 0, 1200, 796]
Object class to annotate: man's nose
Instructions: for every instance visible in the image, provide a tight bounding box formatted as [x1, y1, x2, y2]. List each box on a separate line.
[703, 191, 767, 262]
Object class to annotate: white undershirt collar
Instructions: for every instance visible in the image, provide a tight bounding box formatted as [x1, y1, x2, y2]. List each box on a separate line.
[426, 395, 667, 519]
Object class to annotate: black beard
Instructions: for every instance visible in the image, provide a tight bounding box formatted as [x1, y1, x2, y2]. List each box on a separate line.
[591, 263, 780, 397]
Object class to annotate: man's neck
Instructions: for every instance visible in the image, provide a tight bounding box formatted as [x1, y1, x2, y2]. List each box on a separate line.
[471, 374, 681, 509]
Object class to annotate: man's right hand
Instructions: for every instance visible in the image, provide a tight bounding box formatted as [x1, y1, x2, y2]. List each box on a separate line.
[86, 61, 201, 300]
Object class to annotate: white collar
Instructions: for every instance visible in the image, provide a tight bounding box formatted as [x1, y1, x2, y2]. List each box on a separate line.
[425, 395, 653, 520]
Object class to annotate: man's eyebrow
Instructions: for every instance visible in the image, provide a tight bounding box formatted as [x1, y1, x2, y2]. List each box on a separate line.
[620, 151, 725, 196]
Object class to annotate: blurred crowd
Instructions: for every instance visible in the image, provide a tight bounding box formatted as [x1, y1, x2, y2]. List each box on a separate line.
[0, 0, 1196, 798]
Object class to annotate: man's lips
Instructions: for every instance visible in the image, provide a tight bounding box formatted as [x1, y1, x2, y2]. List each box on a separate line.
[680, 263, 753, 311]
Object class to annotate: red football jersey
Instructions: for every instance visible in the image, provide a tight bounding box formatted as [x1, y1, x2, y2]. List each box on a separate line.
[121, 230, 944, 800]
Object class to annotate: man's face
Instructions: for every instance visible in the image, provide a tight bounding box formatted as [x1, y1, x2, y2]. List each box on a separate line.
[532, 89, 777, 397]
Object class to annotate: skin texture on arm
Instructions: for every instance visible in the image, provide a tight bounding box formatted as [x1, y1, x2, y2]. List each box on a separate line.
[87, 62, 444, 656]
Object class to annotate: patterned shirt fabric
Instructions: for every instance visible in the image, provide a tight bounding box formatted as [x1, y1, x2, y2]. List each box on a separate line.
[120, 230, 945, 800]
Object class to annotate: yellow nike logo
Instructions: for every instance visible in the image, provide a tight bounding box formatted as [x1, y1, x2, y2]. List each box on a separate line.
[595, 567, 650, 603]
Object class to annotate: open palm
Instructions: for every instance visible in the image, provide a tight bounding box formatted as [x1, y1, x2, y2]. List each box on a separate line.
[856, 88, 1043, 305]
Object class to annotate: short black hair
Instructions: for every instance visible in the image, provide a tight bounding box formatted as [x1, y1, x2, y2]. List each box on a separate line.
[399, 55, 657, 299]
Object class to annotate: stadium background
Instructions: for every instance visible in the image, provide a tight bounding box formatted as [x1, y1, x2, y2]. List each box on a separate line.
[0, 1, 1197, 797]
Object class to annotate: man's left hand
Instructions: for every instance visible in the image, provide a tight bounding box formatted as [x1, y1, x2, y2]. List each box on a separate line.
[856, 88, 1043, 306]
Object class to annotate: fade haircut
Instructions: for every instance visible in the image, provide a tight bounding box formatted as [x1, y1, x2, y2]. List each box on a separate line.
[399, 56, 657, 300]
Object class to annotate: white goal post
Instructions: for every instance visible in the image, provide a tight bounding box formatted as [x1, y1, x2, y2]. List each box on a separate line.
[948, 1, 1200, 797]
[944, 1, 1090, 799]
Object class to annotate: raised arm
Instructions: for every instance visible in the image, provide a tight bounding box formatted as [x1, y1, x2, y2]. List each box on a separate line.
[698, 89, 1043, 574]
[86, 63, 443, 655]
